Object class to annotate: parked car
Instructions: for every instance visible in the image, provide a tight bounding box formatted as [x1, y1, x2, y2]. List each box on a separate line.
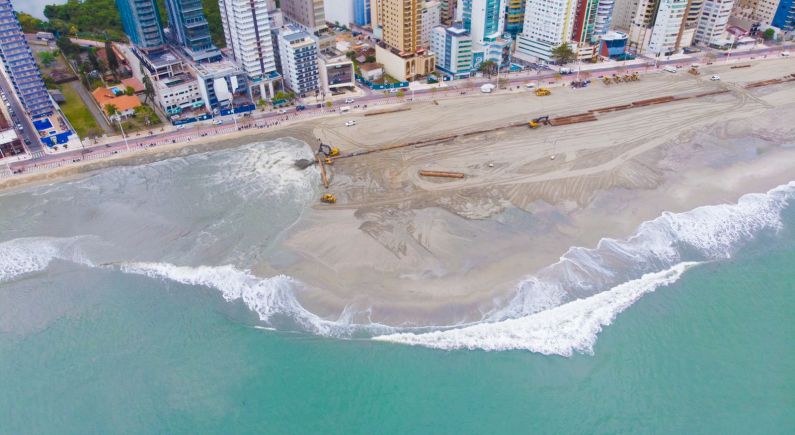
[344, 98, 355, 103]
[781, 51, 790, 57]
[389, 89, 399, 94]
[24, 138, 31, 145]
[277, 109, 288, 114]
[345, 120, 357, 127]
[296, 105, 306, 111]
[710, 75, 720, 81]
[212, 119, 223, 125]
[176, 125, 185, 130]
[663, 66, 677, 73]
[17, 124, 23, 131]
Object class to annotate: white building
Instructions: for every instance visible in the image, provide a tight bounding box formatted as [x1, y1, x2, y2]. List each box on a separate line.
[515, 0, 578, 62]
[421, 1, 442, 48]
[694, 0, 733, 45]
[646, 0, 688, 54]
[277, 27, 321, 96]
[155, 75, 204, 113]
[457, 0, 506, 45]
[431, 25, 473, 77]
[324, 0, 355, 26]
[219, 0, 279, 98]
[318, 47, 355, 94]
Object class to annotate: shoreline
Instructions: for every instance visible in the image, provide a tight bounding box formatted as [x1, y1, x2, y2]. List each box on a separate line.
[3, 57, 795, 327]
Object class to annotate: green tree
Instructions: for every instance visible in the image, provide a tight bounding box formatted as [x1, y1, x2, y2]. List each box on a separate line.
[124, 85, 135, 96]
[762, 28, 775, 41]
[105, 103, 118, 117]
[551, 43, 576, 65]
[142, 75, 155, 104]
[17, 12, 44, 33]
[478, 60, 498, 78]
[38, 51, 56, 67]
[105, 41, 119, 76]
[87, 48, 102, 73]
[325, 101, 333, 108]
[56, 36, 81, 59]
[365, 55, 376, 63]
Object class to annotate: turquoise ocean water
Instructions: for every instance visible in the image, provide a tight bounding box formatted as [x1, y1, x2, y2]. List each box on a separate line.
[1, 140, 793, 433]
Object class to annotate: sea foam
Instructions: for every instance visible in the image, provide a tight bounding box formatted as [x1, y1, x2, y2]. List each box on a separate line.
[0, 236, 90, 283]
[373, 263, 697, 354]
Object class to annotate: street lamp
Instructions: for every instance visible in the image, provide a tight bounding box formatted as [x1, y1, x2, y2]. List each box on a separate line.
[116, 116, 130, 152]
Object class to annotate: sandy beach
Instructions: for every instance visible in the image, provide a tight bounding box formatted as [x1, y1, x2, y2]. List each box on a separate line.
[4, 57, 795, 326]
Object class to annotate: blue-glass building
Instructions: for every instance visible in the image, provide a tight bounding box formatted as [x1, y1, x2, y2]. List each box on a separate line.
[773, 0, 794, 31]
[165, 0, 221, 62]
[0, 0, 53, 119]
[115, 0, 166, 52]
[354, 0, 371, 26]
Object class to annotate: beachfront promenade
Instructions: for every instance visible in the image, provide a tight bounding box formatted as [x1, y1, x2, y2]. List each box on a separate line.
[1, 43, 791, 179]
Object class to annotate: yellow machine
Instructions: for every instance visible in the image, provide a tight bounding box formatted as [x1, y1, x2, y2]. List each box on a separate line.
[603, 76, 612, 85]
[321, 193, 337, 204]
[630, 73, 639, 81]
[688, 67, 700, 75]
[528, 115, 550, 128]
[318, 143, 340, 157]
[535, 88, 551, 96]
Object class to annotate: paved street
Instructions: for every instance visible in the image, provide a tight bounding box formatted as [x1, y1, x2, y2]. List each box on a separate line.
[0, 68, 43, 156]
[2, 42, 792, 177]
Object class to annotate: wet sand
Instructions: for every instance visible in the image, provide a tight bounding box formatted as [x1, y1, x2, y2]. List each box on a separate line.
[272, 58, 795, 324]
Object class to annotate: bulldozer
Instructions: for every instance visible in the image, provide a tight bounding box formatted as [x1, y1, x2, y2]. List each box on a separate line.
[630, 72, 640, 81]
[535, 88, 551, 96]
[529, 115, 550, 128]
[321, 193, 337, 204]
[688, 66, 700, 75]
[603, 76, 612, 85]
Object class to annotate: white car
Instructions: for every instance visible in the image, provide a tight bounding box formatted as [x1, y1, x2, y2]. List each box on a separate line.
[344, 98, 355, 103]
[212, 119, 223, 125]
[663, 65, 677, 73]
[525, 83, 536, 89]
[710, 75, 720, 81]
[176, 125, 185, 130]
[781, 51, 791, 57]
[277, 109, 288, 114]
[345, 120, 357, 127]
[389, 89, 399, 94]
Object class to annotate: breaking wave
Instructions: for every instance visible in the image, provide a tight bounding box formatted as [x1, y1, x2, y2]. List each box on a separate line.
[0, 236, 92, 283]
[117, 262, 397, 337]
[373, 262, 697, 354]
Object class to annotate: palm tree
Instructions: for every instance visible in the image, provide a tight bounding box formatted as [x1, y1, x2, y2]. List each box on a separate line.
[478, 60, 498, 79]
[105, 103, 118, 118]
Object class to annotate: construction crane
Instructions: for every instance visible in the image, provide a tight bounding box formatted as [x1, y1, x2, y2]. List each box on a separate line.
[528, 115, 550, 128]
[535, 88, 551, 96]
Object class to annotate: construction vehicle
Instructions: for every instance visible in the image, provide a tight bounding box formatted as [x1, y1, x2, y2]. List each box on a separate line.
[571, 79, 590, 88]
[535, 88, 551, 96]
[321, 193, 337, 204]
[317, 143, 340, 157]
[688, 67, 700, 75]
[630, 73, 639, 81]
[528, 115, 550, 128]
[603, 76, 612, 85]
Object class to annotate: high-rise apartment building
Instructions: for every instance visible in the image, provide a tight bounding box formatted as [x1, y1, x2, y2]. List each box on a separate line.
[458, 0, 506, 44]
[505, 0, 525, 36]
[115, 0, 166, 52]
[165, 0, 222, 62]
[355, 0, 372, 25]
[0, 0, 53, 119]
[440, 0, 457, 22]
[694, 0, 733, 44]
[646, 0, 688, 54]
[515, 0, 578, 61]
[773, 0, 794, 30]
[573, 0, 599, 44]
[593, 0, 617, 39]
[282, 0, 327, 33]
[420, 1, 442, 48]
[373, 0, 436, 80]
[324, 0, 355, 26]
[626, 0, 687, 54]
[219, 0, 278, 97]
[277, 27, 320, 95]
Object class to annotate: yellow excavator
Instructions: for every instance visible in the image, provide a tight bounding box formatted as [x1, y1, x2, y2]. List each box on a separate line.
[321, 193, 337, 204]
[318, 143, 340, 158]
[529, 115, 550, 128]
[535, 88, 551, 96]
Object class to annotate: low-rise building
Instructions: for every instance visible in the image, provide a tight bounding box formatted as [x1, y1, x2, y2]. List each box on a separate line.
[431, 25, 472, 78]
[358, 62, 383, 81]
[92, 87, 142, 120]
[155, 74, 204, 114]
[318, 47, 355, 94]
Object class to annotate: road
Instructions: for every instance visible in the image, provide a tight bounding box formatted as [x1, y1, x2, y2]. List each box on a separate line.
[3, 42, 792, 177]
